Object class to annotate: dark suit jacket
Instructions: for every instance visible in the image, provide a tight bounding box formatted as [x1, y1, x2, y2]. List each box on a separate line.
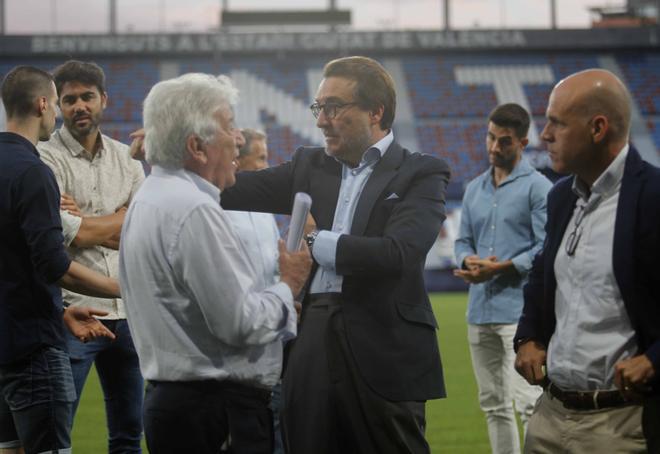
[222, 142, 450, 401]
[515, 146, 660, 394]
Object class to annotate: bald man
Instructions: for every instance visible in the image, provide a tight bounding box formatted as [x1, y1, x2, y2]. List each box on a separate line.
[514, 69, 660, 453]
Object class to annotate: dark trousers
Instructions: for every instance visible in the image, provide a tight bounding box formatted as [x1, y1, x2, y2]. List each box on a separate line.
[644, 394, 660, 454]
[281, 294, 429, 454]
[144, 379, 273, 454]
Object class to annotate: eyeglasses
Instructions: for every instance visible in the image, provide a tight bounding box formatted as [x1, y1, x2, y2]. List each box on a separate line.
[310, 101, 357, 119]
[565, 204, 585, 256]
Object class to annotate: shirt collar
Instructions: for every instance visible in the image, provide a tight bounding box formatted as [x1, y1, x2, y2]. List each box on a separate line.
[57, 125, 105, 158]
[368, 130, 394, 162]
[572, 144, 629, 201]
[151, 165, 221, 203]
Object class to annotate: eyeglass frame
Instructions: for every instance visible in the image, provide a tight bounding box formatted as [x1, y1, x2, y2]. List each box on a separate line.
[309, 101, 358, 120]
[565, 204, 586, 257]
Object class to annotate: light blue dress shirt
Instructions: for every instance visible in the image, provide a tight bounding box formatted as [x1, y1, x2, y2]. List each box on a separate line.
[455, 157, 552, 324]
[310, 131, 394, 294]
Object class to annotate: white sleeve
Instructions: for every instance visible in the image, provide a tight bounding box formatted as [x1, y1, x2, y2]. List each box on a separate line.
[172, 204, 296, 346]
[60, 210, 82, 246]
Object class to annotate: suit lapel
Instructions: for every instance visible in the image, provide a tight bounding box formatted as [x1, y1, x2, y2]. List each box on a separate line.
[309, 153, 342, 230]
[546, 180, 578, 294]
[613, 147, 643, 309]
[350, 142, 404, 236]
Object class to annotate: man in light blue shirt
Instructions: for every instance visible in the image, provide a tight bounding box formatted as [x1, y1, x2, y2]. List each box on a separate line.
[454, 103, 551, 454]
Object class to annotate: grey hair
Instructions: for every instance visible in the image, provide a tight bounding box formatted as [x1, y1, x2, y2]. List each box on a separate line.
[238, 128, 267, 158]
[143, 73, 239, 169]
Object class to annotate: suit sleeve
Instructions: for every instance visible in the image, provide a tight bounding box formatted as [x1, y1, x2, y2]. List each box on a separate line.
[335, 157, 450, 277]
[514, 184, 556, 350]
[454, 183, 476, 270]
[221, 155, 297, 215]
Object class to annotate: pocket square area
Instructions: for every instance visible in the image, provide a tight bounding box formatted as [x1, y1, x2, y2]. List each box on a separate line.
[385, 193, 400, 200]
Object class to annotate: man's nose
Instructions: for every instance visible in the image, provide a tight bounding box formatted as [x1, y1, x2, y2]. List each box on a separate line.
[316, 110, 329, 129]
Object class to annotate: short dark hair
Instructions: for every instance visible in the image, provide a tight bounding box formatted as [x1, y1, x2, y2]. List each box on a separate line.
[52, 60, 106, 97]
[1, 66, 53, 119]
[323, 56, 396, 130]
[488, 103, 530, 139]
[239, 128, 267, 158]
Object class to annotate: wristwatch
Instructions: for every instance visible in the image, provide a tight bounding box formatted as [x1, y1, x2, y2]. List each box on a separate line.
[304, 229, 319, 253]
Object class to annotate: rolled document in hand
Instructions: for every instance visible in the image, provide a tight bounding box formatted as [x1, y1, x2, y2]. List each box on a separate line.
[286, 192, 312, 252]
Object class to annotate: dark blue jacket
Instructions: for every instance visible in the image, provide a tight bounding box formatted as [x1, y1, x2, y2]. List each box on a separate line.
[222, 142, 450, 401]
[515, 146, 660, 394]
[0, 132, 71, 365]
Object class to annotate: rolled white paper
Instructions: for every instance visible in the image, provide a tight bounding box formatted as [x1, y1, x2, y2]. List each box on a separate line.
[286, 192, 312, 252]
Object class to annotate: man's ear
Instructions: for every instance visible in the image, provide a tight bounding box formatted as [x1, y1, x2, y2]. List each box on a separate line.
[37, 96, 47, 117]
[520, 137, 529, 148]
[590, 115, 609, 143]
[185, 134, 207, 165]
[101, 91, 108, 110]
[369, 105, 384, 126]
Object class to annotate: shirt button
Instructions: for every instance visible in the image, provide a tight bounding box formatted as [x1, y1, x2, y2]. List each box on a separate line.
[493, 203, 497, 207]
[352, 170, 357, 176]
[491, 225, 495, 229]
[489, 248, 493, 252]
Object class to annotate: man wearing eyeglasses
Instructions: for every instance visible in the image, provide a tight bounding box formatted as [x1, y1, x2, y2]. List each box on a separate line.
[454, 103, 550, 454]
[514, 69, 660, 452]
[222, 56, 450, 454]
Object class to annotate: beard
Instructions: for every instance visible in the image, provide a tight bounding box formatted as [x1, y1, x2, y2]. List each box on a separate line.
[324, 122, 373, 166]
[65, 110, 102, 140]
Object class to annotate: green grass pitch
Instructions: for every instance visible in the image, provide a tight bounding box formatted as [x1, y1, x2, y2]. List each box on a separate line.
[72, 292, 494, 453]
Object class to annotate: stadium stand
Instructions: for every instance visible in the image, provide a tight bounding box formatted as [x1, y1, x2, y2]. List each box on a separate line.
[1, 50, 658, 193]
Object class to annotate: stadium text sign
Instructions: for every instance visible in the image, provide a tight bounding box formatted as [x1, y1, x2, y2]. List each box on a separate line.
[30, 31, 528, 54]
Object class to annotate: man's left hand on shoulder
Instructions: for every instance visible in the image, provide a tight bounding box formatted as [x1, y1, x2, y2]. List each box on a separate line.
[614, 354, 656, 399]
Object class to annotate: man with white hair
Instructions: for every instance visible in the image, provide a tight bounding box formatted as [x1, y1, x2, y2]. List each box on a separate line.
[118, 73, 312, 454]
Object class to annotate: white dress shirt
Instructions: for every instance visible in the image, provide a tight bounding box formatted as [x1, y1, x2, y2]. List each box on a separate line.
[548, 145, 638, 391]
[225, 210, 280, 289]
[119, 166, 296, 389]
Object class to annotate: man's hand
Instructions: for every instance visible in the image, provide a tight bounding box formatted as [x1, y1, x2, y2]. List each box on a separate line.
[129, 128, 146, 161]
[454, 255, 507, 283]
[278, 239, 312, 297]
[515, 340, 547, 385]
[63, 306, 116, 343]
[614, 354, 656, 399]
[61, 193, 82, 217]
[303, 214, 317, 236]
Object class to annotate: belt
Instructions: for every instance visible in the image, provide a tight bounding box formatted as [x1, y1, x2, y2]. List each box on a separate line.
[546, 381, 631, 411]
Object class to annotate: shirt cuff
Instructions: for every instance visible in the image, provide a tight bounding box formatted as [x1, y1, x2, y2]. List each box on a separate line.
[456, 252, 471, 270]
[312, 230, 341, 270]
[60, 210, 82, 247]
[269, 282, 297, 343]
[511, 253, 532, 276]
